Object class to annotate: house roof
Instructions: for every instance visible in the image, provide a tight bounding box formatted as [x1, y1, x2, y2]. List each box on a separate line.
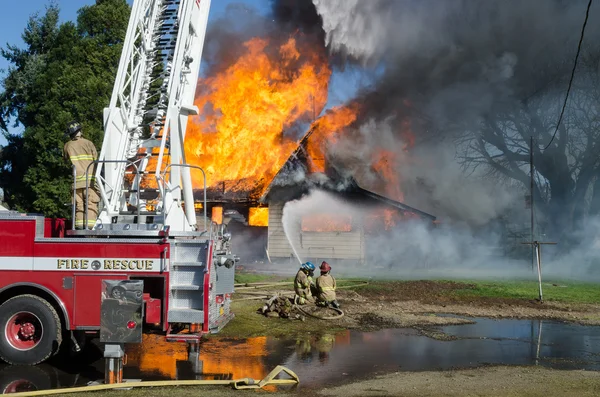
[261, 151, 437, 222]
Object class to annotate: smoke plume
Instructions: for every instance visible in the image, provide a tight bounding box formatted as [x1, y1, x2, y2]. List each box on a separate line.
[294, 0, 600, 279]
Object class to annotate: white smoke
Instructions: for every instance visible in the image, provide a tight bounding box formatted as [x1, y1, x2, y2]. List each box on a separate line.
[303, 0, 600, 279]
[278, 188, 600, 281]
[278, 188, 533, 280]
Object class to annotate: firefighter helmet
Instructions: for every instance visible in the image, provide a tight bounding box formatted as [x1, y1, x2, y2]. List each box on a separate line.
[66, 121, 82, 136]
[301, 262, 315, 272]
[320, 261, 331, 273]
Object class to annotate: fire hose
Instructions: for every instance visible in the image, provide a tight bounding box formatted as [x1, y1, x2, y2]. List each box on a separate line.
[292, 296, 344, 320]
[6, 365, 299, 397]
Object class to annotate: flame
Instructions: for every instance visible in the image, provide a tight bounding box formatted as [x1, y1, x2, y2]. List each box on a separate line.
[371, 150, 403, 202]
[184, 36, 331, 197]
[305, 103, 360, 173]
[211, 206, 223, 225]
[248, 207, 268, 227]
[301, 214, 352, 232]
[364, 208, 402, 232]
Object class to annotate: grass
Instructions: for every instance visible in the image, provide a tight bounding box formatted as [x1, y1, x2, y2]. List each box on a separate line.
[452, 279, 600, 304]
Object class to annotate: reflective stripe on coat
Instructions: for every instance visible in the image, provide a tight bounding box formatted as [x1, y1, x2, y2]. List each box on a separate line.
[63, 137, 98, 189]
[316, 273, 336, 302]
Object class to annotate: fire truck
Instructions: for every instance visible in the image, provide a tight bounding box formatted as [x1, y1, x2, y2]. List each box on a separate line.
[0, 0, 238, 366]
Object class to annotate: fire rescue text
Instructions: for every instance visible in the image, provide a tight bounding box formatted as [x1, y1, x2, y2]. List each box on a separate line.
[56, 259, 154, 270]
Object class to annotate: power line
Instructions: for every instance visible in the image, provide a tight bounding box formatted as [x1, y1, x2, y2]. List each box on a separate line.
[543, 0, 593, 151]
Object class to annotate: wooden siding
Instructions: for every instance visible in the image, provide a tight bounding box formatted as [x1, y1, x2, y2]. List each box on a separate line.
[267, 202, 365, 261]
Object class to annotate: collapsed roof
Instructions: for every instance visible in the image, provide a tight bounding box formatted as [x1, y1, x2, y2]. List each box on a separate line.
[260, 136, 436, 222]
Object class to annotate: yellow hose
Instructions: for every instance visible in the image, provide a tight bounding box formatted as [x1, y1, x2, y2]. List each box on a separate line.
[7, 365, 299, 396]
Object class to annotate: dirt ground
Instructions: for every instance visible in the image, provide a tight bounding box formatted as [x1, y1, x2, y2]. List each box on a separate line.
[315, 365, 600, 397]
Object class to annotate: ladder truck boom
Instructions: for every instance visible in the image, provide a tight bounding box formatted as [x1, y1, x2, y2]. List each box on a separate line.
[0, 0, 238, 367]
[95, 0, 211, 233]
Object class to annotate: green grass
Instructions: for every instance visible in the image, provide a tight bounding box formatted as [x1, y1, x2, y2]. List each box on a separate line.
[348, 277, 600, 304]
[210, 300, 345, 339]
[452, 279, 600, 304]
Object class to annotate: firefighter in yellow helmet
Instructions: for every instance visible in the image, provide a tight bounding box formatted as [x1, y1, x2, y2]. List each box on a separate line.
[315, 261, 340, 309]
[294, 262, 315, 305]
[63, 121, 101, 230]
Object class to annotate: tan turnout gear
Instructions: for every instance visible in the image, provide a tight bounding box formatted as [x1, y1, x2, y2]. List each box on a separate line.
[316, 273, 336, 304]
[63, 134, 100, 229]
[294, 270, 313, 305]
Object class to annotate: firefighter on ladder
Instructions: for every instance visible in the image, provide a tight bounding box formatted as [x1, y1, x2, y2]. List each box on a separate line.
[294, 262, 316, 305]
[63, 121, 101, 229]
[315, 261, 341, 309]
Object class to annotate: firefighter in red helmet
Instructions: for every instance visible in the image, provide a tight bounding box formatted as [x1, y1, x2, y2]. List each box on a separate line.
[315, 261, 340, 309]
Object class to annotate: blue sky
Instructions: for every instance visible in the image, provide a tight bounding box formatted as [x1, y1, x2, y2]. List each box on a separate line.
[0, 0, 365, 145]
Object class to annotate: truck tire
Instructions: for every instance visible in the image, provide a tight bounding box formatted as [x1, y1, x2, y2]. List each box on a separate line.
[0, 295, 63, 365]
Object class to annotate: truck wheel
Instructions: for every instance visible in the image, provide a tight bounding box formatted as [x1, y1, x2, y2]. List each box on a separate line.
[0, 295, 63, 365]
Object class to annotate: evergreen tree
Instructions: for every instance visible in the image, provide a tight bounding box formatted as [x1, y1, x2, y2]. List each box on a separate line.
[0, 0, 130, 218]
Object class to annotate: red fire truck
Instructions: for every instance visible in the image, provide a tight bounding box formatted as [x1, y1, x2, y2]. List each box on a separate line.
[0, 0, 238, 366]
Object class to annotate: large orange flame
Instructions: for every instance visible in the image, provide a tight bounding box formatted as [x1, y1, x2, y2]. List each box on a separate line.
[184, 36, 331, 197]
[248, 207, 268, 226]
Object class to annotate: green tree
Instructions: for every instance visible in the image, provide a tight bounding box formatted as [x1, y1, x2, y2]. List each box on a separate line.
[0, 0, 130, 218]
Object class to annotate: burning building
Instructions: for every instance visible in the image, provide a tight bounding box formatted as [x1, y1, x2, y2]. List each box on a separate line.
[259, 123, 436, 267]
[178, 13, 436, 266]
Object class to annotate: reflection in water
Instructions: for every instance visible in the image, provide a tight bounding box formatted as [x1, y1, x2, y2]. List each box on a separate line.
[2, 317, 600, 394]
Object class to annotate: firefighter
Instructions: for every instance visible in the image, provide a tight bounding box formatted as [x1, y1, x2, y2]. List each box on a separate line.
[63, 121, 101, 229]
[315, 261, 340, 309]
[294, 262, 315, 305]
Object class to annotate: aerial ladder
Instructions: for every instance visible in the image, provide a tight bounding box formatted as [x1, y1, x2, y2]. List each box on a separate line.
[93, 0, 209, 233]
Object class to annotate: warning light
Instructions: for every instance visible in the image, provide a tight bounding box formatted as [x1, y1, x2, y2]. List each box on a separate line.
[127, 321, 136, 329]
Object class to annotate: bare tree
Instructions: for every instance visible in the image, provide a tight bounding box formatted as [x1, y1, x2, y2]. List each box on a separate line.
[458, 54, 600, 242]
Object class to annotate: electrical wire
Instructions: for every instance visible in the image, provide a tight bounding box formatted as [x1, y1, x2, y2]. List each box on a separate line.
[543, 0, 593, 151]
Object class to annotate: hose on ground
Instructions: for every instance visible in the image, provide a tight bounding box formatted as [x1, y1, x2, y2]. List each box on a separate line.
[8, 365, 299, 397]
[292, 295, 344, 320]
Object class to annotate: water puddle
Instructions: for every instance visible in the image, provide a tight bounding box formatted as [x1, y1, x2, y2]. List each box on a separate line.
[2, 317, 600, 394]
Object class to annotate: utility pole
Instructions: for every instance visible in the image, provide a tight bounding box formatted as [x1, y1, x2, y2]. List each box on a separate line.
[530, 136, 535, 272]
[521, 241, 557, 303]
